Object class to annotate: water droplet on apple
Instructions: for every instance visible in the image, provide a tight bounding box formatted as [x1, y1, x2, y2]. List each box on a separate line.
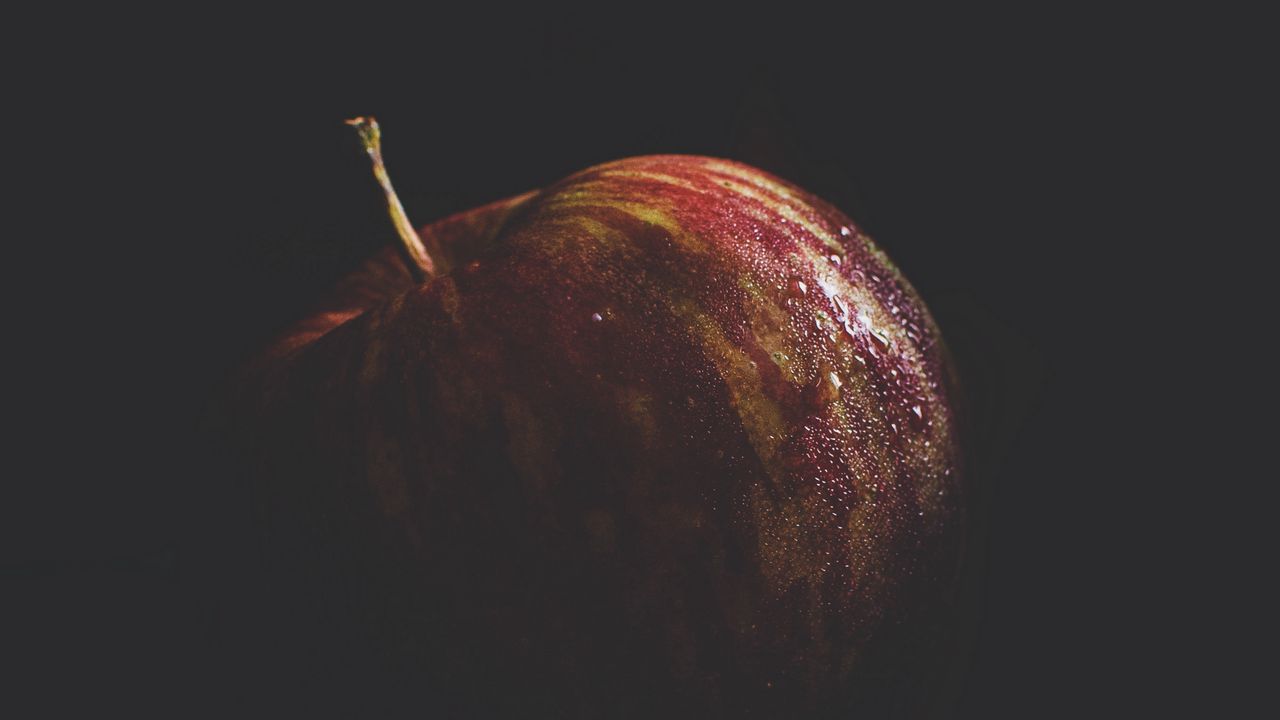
[830, 295, 848, 321]
[805, 368, 843, 408]
[869, 328, 891, 352]
[829, 254, 842, 266]
[840, 225, 853, 237]
[785, 277, 808, 299]
[909, 404, 927, 430]
[591, 312, 604, 322]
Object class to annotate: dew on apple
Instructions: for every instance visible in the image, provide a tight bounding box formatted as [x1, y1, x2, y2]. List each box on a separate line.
[826, 288, 846, 316]
[785, 276, 809, 299]
[909, 404, 927, 431]
[869, 327, 892, 352]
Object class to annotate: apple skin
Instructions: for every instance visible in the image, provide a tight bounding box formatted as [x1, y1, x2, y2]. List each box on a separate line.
[226, 155, 965, 715]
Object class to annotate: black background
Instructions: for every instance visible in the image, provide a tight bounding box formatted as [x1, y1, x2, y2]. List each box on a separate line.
[9, 8, 1227, 717]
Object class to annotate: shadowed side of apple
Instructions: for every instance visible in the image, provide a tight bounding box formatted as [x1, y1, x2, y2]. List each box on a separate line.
[216, 120, 967, 716]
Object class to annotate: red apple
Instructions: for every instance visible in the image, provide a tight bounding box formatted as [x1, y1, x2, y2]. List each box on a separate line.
[223, 119, 966, 715]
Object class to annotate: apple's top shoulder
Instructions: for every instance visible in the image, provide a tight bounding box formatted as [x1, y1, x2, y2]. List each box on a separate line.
[251, 191, 541, 368]
[566, 154, 796, 188]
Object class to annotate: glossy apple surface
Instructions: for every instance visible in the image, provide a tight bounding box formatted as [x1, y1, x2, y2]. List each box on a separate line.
[227, 155, 966, 715]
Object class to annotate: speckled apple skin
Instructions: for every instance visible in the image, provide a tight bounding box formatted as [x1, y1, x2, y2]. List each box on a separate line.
[231, 155, 966, 716]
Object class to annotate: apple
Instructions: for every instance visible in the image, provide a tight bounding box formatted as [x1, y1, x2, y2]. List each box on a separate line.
[221, 118, 966, 716]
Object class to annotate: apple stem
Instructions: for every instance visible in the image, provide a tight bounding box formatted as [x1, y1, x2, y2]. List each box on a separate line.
[345, 116, 440, 280]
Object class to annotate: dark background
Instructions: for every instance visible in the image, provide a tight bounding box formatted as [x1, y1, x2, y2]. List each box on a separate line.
[10, 8, 1227, 717]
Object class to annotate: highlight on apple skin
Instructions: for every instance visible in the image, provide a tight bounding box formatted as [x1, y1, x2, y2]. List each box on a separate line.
[220, 124, 967, 716]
